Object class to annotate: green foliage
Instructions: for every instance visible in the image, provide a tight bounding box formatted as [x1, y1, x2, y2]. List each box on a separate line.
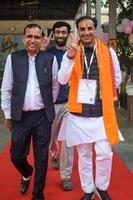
[94, 0, 133, 71]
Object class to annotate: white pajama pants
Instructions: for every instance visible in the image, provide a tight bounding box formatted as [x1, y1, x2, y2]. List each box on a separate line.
[50, 102, 74, 179]
[76, 139, 113, 193]
[60, 141, 74, 179]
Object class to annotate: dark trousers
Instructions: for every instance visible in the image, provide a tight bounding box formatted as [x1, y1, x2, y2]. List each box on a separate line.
[10, 109, 52, 200]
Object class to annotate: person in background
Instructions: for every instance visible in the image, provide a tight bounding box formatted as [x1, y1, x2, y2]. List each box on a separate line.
[1, 23, 59, 200]
[42, 21, 74, 191]
[121, 65, 132, 94]
[58, 16, 122, 200]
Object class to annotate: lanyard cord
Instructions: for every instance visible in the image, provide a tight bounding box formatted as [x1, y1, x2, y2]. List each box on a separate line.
[83, 45, 96, 76]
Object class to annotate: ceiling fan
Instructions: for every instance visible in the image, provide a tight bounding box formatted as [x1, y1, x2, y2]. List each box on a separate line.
[20, 0, 40, 6]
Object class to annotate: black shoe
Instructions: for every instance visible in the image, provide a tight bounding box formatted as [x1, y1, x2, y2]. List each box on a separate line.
[20, 177, 31, 194]
[96, 188, 111, 200]
[20, 166, 33, 194]
[81, 192, 95, 200]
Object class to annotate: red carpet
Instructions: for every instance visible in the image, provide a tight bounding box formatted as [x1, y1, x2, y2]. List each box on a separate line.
[0, 143, 133, 200]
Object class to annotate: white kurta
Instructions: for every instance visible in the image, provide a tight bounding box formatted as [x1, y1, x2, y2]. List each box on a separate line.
[58, 114, 107, 146]
[58, 48, 123, 147]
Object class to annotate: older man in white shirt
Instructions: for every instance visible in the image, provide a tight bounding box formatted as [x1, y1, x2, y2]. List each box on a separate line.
[1, 23, 59, 200]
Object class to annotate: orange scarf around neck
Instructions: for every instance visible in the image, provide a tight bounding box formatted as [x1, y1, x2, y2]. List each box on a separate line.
[68, 38, 119, 144]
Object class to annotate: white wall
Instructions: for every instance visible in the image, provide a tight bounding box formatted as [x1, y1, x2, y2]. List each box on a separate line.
[0, 20, 75, 34]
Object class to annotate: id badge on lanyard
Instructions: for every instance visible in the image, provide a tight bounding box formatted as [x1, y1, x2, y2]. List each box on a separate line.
[77, 45, 97, 104]
[77, 79, 97, 104]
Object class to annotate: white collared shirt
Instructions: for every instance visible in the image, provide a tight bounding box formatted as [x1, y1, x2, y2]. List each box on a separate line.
[1, 53, 59, 119]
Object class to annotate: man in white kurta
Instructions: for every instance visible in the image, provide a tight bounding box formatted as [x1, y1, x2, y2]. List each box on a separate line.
[58, 16, 122, 200]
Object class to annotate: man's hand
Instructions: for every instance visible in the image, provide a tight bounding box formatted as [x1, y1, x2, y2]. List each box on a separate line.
[40, 37, 50, 50]
[4, 119, 12, 130]
[67, 43, 77, 59]
[40, 31, 53, 51]
[67, 34, 79, 59]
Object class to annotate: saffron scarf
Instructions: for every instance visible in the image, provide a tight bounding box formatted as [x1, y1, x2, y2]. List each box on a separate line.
[68, 38, 119, 144]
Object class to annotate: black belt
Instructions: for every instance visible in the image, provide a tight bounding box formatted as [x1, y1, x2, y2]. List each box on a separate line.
[22, 108, 45, 114]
